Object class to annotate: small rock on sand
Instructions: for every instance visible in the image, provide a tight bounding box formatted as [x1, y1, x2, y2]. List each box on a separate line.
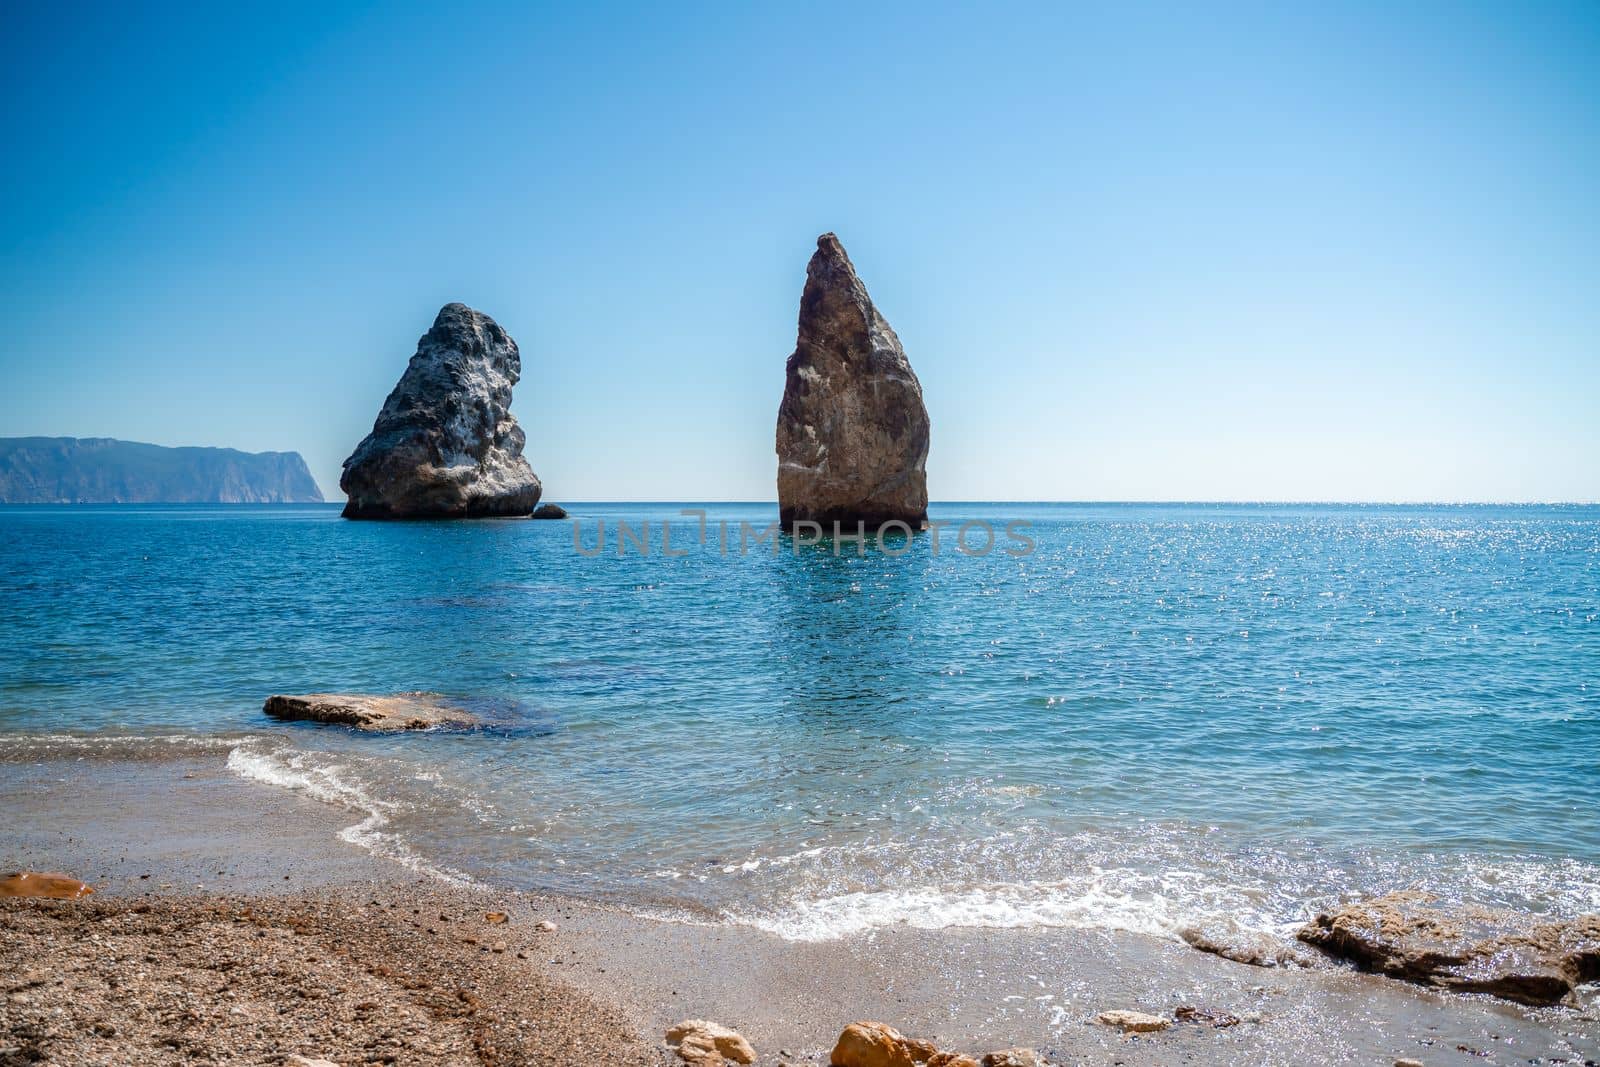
[666, 1019, 757, 1065]
[263, 693, 477, 732]
[981, 1050, 1042, 1067]
[285, 1057, 340, 1067]
[1096, 1010, 1171, 1033]
[485, 911, 508, 924]
[830, 1022, 1010, 1067]
[535, 919, 558, 932]
[1394, 1059, 1424, 1067]
[0, 871, 94, 899]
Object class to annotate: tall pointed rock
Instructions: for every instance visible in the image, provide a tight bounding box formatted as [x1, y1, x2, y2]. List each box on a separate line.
[776, 233, 930, 529]
[340, 303, 542, 519]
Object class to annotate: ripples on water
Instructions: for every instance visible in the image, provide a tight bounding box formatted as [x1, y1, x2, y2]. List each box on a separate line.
[2, 503, 1597, 939]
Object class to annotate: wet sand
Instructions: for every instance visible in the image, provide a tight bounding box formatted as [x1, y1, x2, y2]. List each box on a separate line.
[3, 755, 1598, 1066]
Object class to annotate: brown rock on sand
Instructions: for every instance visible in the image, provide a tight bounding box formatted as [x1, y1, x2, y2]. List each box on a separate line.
[263, 693, 477, 731]
[666, 1019, 757, 1065]
[831, 1021, 920, 1067]
[0, 872, 94, 899]
[928, 1054, 981, 1067]
[1296, 890, 1600, 1005]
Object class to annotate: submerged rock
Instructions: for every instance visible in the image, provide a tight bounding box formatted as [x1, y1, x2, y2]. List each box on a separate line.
[530, 502, 568, 519]
[1173, 1005, 1241, 1028]
[776, 234, 930, 531]
[341, 303, 542, 519]
[0, 871, 94, 899]
[1179, 921, 1324, 968]
[262, 693, 477, 732]
[665, 1019, 757, 1066]
[1295, 890, 1600, 1005]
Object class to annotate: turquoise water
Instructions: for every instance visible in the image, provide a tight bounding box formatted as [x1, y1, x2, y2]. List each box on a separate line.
[2, 503, 1597, 939]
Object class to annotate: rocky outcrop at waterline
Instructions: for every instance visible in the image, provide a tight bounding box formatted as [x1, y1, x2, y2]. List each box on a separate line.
[263, 693, 478, 732]
[531, 502, 568, 519]
[1295, 891, 1600, 1005]
[776, 234, 930, 531]
[340, 303, 542, 519]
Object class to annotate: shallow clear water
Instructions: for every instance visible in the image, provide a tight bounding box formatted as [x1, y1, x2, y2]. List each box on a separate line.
[3, 503, 1597, 939]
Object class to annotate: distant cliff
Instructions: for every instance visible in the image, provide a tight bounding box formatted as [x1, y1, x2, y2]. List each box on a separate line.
[0, 437, 325, 503]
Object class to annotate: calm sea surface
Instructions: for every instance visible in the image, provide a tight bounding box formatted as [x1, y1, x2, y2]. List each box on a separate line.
[2, 503, 1597, 939]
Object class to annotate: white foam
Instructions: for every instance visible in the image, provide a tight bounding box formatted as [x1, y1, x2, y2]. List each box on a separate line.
[0, 732, 260, 755]
[225, 743, 478, 889]
[733, 881, 1206, 942]
[724, 853, 1309, 944]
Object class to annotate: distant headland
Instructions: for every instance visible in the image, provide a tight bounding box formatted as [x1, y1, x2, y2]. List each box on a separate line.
[0, 436, 324, 504]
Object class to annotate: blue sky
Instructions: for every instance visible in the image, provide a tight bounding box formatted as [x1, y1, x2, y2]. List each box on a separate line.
[2, 1, 1596, 502]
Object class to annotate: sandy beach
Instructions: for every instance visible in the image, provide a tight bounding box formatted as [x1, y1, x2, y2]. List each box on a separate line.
[4, 753, 1597, 1067]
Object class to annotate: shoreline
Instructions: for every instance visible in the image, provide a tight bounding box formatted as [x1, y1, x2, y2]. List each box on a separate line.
[4, 751, 1598, 1065]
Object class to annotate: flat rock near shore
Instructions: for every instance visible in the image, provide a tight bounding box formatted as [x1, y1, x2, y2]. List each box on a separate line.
[263, 693, 477, 731]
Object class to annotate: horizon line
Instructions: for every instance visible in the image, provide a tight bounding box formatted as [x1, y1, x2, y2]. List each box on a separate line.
[5, 499, 1598, 508]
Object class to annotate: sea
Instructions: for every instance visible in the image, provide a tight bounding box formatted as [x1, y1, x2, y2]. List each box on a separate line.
[2, 502, 1597, 943]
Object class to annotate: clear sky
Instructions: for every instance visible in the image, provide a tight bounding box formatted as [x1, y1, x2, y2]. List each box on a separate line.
[2, 1, 1596, 502]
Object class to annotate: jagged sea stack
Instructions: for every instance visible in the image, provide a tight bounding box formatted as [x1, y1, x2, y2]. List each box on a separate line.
[340, 303, 542, 519]
[776, 233, 930, 529]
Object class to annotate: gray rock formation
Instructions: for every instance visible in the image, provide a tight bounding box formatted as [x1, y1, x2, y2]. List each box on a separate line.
[263, 693, 478, 731]
[776, 234, 930, 530]
[341, 303, 541, 519]
[0, 437, 323, 504]
[1296, 890, 1600, 1005]
[531, 502, 567, 519]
